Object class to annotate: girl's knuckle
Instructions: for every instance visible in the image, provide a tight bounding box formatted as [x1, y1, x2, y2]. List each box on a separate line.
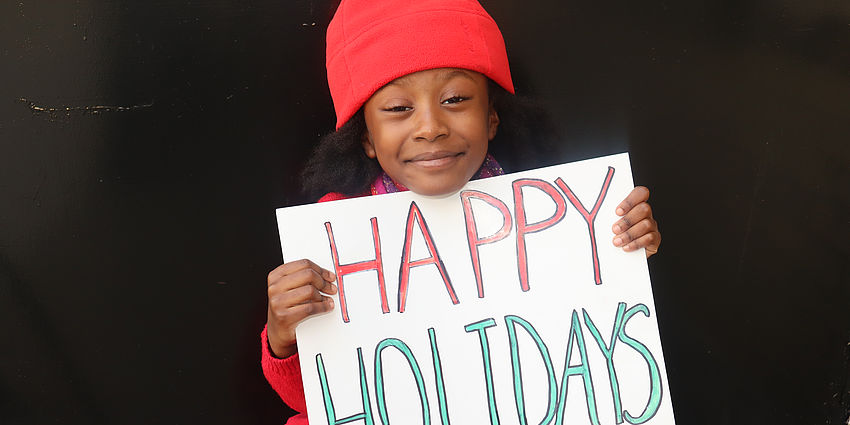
[269, 290, 288, 305]
[293, 285, 313, 299]
[296, 268, 314, 281]
[271, 304, 288, 319]
[302, 303, 318, 317]
[267, 270, 279, 284]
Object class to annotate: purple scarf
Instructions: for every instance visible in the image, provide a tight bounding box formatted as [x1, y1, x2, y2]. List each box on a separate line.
[370, 154, 504, 195]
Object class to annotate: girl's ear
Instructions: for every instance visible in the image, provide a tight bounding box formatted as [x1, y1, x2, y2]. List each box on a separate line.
[487, 105, 500, 141]
[361, 131, 377, 158]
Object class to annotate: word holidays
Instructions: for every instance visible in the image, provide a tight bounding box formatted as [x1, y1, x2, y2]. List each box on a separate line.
[316, 302, 662, 425]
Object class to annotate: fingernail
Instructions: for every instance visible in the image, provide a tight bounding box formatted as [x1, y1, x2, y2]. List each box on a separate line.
[613, 237, 622, 246]
[613, 224, 621, 233]
[616, 207, 625, 215]
[328, 297, 334, 308]
[623, 244, 632, 251]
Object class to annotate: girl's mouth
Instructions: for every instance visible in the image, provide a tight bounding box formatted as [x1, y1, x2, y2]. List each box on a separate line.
[406, 151, 464, 168]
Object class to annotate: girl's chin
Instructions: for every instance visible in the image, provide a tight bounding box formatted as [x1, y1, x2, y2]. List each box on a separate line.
[405, 180, 467, 197]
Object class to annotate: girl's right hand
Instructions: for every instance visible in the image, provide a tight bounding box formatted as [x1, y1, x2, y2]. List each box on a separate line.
[266, 259, 337, 358]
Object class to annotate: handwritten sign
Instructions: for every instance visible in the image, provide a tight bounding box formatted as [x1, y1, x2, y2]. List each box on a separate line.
[276, 153, 675, 425]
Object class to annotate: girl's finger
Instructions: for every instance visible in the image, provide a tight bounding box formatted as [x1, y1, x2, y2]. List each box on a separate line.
[282, 284, 327, 307]
[621, 231, 661, 257]
[615, 186, 650, 216]
[278, 297, 336, 326]
[268, 259, 336, 286]
[269, 268, 339, 302]
[290, 268, 339, 294]
[612, 202, 653, 235]
[613, 217, 656, 247]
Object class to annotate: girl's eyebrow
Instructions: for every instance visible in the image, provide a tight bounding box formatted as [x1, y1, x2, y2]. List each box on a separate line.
[440, 69, 476, 83]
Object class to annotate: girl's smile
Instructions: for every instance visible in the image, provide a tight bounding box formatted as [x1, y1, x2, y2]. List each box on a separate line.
[406, 150, 464, 168]
[362, 68, 499, 196]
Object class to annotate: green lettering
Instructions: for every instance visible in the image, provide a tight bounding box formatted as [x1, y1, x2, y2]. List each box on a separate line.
[505, 315, 557, 425]
[428, 328, 450, 425]
[316, 349, 374, 425]
[374, 338, 431, 425]
[465, 318, 501, 425]
[583, 304, 626, 424]
[555, 310, 600, 425]
[619, 304, 662, 424]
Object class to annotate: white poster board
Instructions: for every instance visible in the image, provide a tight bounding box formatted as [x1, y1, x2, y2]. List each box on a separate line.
[276, 153, 675, 425]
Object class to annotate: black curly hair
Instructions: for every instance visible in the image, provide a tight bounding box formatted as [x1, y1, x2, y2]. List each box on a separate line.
[301, 80, 558, 201]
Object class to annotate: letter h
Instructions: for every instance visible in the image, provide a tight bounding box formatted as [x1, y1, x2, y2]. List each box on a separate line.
[325, 218, 389, 323]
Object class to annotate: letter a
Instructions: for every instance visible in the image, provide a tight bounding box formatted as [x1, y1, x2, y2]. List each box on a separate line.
[398, 201, 459, 313]
[555, 311, 600, 425]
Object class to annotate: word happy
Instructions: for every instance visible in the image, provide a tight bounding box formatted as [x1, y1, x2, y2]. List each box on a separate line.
[324, 168, 616, 323]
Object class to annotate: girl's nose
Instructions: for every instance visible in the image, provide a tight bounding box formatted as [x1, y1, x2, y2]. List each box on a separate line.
[412, 105, 449, 142]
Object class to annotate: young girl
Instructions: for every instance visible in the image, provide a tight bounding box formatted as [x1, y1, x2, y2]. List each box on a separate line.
[262, 0, 661, 423]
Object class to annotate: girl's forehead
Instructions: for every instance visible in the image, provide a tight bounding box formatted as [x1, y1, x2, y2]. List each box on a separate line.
[385, 68, 484, 87]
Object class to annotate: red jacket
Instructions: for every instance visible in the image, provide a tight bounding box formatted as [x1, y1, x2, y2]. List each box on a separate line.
[261, 191, 360, 425]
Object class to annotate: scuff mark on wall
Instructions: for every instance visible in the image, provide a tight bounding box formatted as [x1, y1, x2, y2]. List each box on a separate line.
[735, 139, 772, 278]
[18, 97, 154, 115]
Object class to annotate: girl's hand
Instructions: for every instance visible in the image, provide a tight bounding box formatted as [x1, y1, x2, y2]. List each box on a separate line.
[611, 186, 661, 258]
[266, 259, 337, 358]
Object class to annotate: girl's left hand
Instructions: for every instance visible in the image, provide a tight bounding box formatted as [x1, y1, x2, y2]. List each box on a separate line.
[612, 186, 661, 258]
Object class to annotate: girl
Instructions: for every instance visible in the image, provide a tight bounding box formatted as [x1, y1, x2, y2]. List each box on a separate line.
[262, 0, 661, 423]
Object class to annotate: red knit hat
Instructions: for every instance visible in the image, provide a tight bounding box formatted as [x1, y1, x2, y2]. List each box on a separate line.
[326, 0, 515, 129]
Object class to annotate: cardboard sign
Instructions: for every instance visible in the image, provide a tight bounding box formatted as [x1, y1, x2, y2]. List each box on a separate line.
[276, 153, 675, 425]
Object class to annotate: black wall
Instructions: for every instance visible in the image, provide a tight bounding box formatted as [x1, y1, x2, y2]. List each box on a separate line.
[1, 1, 848, 424]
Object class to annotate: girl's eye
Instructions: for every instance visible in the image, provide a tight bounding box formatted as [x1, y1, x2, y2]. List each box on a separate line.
[442, 96, 468, 105]
[383, 105, 411, 112]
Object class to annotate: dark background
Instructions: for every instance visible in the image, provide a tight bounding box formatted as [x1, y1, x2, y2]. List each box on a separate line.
[1, 0, 848, 424]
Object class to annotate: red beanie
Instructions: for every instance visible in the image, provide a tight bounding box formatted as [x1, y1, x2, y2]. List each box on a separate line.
[326, 0, 515, 129]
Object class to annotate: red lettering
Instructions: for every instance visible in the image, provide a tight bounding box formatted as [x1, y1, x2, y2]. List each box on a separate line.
[325, 217, 388, 323]
[461, 190, 513, 298]
[554, 166, 615, 285]
[512, 179, 567, 292]
[398, 201, 459, 312]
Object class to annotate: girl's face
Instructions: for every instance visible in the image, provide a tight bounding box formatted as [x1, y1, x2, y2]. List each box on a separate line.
[362, 68, 499, 196]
